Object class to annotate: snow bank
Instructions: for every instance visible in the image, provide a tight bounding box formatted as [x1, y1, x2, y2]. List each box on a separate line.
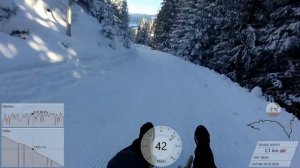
[0, 0, 125, 73]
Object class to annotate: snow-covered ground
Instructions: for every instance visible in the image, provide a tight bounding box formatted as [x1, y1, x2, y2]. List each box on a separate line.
[0, 1, 299, 168]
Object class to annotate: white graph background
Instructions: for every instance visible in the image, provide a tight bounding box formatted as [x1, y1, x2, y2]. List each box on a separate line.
[1, 103, 64, 128]
[2, 128, 64, 166]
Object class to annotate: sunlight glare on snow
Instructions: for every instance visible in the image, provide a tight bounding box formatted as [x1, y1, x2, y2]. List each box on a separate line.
[72, 71, 82, 79]
[25, 0, 49, 20]
[67, 48, 77, 56]
[35, 18, 59, 32]
[47, 51, 63, 63]
[24, 0, 60, 31]
[28, 34, 46, 51]
[0, 43, 18, 59]
[29, 34, 63, 63]
[26, 12, 34, 20]
[28, 41, 41, 51]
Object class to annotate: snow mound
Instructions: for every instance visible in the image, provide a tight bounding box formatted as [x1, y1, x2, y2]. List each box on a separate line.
[0, 0, 126, 73]
[250, 86, 263, 98]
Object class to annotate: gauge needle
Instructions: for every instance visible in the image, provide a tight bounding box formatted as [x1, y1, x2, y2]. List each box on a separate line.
[169, 135, 175, 141]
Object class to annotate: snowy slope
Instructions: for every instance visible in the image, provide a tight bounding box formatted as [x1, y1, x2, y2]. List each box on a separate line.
[0, 1, 300, 168]
[0, 0, 125, 73]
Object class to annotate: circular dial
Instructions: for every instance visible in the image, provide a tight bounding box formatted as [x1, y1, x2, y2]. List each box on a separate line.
[266, 102, 281, 117]
[141, 126, 182, 167]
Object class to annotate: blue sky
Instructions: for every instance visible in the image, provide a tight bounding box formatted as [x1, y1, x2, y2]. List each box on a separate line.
[127, 0, 162, 15]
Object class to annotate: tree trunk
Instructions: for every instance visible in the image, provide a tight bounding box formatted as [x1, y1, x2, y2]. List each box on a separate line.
[66, 0, 72, 36]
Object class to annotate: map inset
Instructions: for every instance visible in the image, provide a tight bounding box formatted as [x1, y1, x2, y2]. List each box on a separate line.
[1, 103, 64, 168]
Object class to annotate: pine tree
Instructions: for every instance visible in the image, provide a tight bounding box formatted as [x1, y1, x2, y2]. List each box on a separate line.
[77, 0, 130, 48]
[168, 0, 199, 60]
[152, 0, 300, 117]
[120, 0, 130, 48]
[135, 18, 150, 45]
[152, 0, 180, 51]
[111, 0, 130, 48]
[148, 19, 156, 47]
[129, 28, 137, 42]
[120, 1, 129, 32]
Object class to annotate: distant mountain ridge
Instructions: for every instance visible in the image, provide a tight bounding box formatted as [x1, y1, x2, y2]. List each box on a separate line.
[129, 14, 156, 27]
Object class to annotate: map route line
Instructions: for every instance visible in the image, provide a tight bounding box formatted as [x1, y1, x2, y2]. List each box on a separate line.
[247, 117, 297, 139]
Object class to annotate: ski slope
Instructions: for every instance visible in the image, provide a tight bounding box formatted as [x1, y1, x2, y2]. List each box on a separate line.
[0, 1, 300, 167]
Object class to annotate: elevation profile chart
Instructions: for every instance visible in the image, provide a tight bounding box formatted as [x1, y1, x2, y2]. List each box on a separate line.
[1, 103, 64, 168]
